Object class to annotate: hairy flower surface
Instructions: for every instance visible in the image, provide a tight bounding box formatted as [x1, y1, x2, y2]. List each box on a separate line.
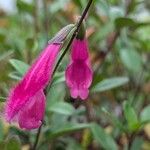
[5, 43, 61, 129]
[65, 39, 93, 100]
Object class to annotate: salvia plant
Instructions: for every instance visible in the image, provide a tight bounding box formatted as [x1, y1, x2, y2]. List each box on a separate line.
[0, 0, 150, 150]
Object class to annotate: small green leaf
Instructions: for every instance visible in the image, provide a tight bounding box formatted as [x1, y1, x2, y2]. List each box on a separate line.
[115, 17, 136, 29]
[47, 123, 90, 139]
[90, 123, 118, 150]
[91, 77, 129, 93]
[119, 49, 142, 73]
[140, 105, 150, 123]
[9, 59, 29, 76]
[123, 101, 140, 131]
[48, 102, 75, 115]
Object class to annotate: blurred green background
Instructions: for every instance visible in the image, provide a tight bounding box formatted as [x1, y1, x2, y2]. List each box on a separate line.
[0, 0, 150, 150]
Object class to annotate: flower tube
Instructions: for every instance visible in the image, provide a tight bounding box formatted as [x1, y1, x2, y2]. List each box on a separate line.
[65, 38, 93, 100]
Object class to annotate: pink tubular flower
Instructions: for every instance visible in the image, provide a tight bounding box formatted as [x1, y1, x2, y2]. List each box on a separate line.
[65, 38, 93, 100]
[5, 43, 61, 129]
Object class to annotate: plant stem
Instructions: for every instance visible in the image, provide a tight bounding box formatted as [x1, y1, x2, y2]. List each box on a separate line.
[53, 0, 93, 75]
[43, 0, 49, 42]
[32, 123, 43, 150]
[32, 0, 93, 149]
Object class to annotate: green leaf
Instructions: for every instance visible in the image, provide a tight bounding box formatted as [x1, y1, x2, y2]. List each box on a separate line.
[90, 123, 118, 150]
[119, 49, 142, 73]
[17, 0, 34, 14]
[6, 136, 21, 150]
[91, 77, 129, 93]
[130, 137, 143, 150]
[48, 102, 75, 115]
[9, 59, 29, 76]
[47, 123, 90, 139]
[8, 72, 22, 81]
[140, 105, 150, 123]
[123, 101, 140, 131]
[0, 96, 6, 102]
[0, 51, 13, 62]
[115, 17, 136, 29]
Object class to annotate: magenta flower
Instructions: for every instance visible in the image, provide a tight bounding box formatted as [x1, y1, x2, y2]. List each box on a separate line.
[65, 38, 93, 100]
[5, 43, 61, 129]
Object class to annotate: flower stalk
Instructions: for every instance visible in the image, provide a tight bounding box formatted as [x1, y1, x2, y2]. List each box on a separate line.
[33, 0, 93, 149]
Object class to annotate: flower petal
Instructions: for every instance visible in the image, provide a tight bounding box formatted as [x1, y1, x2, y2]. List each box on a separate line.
[5, 43, 61, 122]
[79, 89, 89, 100]
[66, 61, 92, 89]
[70, 88, 78, 99]
[23, 43, 61, 94]
[65, 37, 93, 100]
[18, 90, 45, 130]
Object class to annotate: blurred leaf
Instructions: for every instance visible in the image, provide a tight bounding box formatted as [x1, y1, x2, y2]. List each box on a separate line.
[26, 38, 38, 51]
[9, 59, 29, 76]
[119, 49, 142, 73]
[48, 102, 75, 115]
[47, 123, 90, 139]
[90, 123, 118, 150]
[115, 18, 150, 30]
[8, 72, 22, 81]
[123, 101, 140, 131]
[91, 77, 129, 93]
[17, 0, 34, 13]
[73, 0, 88, 8]
[140, 105, 150, 123]
[127, 0, 137, 14]
[115, 17, 136, 29]
[6, 136, 21, 150]
[46, 84, 66, 109]
[73, 0, 82, 7]
[66, 139, 82, 150]
[96, 0, 110, 17]
[101, 107, 126, 132]
[51, 72, 65, 86]
[131, 137, 144, 150]
[0, 51, 13, 62]
[0, 96, 6, 102]
[0, 33, 6, 42]
[49, 0, 70, 13]
[8, 127, 29, 144]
